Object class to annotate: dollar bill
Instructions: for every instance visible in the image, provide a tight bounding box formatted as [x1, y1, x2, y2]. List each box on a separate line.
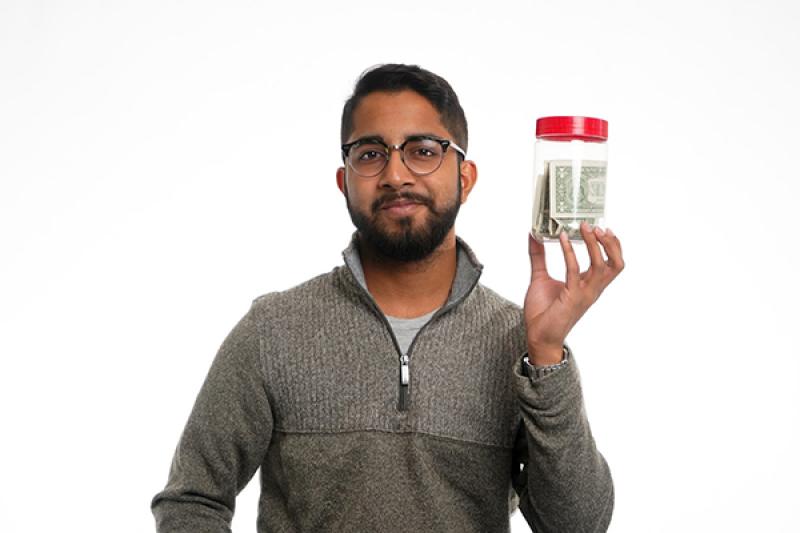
[531, 165, 549, 235]
[531, 159, 606, 241]
[549, 160, 607, 219]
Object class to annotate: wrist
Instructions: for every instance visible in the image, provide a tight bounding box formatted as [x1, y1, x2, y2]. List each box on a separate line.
[526, 343, 564, 366]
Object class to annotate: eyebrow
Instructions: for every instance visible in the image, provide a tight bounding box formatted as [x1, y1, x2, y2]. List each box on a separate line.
[348, 135, 385, 145]
[348, 133, 446, 145]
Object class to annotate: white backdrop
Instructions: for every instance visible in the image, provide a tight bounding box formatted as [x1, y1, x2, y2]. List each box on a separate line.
[1, 1, 798, 532]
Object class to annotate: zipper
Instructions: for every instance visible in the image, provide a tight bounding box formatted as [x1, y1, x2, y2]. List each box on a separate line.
[342, 263, 482, 412]
[399, 354, 410, 409]
[400, 354, 410, 385]
[359, 305, 412, 411]
[393, 270, 477, 410]
[397, 322, 428, 411]
[360, 300, 435, 412]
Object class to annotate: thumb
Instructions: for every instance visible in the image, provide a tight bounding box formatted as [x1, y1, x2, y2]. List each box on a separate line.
[529, 233, 548, 281]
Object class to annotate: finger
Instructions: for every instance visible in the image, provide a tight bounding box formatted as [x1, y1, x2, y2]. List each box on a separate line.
[529, 233, 549, 281]
[559, 230, 580, 289]
[602, 227, 625, 274]
[580, 222, 607, 274]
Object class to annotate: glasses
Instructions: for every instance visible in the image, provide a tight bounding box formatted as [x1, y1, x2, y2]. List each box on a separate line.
[341, 135, 466, 177]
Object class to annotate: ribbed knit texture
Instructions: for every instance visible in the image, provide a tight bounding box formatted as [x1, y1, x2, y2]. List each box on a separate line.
[151, 234, 614, 533]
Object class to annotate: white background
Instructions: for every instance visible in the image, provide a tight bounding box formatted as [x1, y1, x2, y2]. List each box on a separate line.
[1, 1, 798, 531]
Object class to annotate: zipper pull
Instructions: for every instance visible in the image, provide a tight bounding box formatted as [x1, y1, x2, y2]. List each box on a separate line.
[400, 354, 409, 385]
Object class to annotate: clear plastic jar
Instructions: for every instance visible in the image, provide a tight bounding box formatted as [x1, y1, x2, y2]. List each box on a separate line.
[531, 116, 608, 242]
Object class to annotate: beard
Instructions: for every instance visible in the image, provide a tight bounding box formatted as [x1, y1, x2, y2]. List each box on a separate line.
[345, 179, 461, 262]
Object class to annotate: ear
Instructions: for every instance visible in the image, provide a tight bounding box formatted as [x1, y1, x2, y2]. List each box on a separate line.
[336, 167, 346, 195]
[458, 160, 478, 204]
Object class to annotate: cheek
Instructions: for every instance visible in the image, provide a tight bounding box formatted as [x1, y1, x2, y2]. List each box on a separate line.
[344, 179, 372, 209]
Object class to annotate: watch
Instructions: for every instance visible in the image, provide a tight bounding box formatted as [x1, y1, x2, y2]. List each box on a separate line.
[522, 345, 570, 379]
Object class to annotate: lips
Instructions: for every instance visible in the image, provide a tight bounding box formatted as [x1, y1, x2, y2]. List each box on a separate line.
[377, 193, 431, 210]
[381, 200, 420, 210]
[372, 194, 431, 218]
[380, 201, 422, 218]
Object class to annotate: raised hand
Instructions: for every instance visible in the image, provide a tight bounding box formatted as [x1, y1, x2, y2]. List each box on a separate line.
[524, 222, 625, 366]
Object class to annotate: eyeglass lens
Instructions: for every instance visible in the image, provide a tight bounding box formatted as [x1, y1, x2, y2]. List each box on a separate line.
[349, 139, 445, 177]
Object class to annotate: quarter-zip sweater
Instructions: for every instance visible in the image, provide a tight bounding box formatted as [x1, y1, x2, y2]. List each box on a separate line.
[151, 235, 614, 532]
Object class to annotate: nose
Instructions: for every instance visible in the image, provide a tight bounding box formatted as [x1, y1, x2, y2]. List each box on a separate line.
[379, 147, 416, 189]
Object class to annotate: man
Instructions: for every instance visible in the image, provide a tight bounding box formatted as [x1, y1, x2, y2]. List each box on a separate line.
[151, 64, 624, 532]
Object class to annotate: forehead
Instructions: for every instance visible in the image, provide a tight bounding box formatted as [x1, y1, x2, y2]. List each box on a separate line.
[349, 90, 451, 142]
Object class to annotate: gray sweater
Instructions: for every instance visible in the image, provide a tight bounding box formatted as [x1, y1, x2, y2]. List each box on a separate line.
[151, 235, 613, 532]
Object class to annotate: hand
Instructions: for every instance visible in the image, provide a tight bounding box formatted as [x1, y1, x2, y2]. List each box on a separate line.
[524, 222, 625, 365]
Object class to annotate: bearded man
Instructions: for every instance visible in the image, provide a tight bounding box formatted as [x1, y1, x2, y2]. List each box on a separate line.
[151, 63, 624, 533]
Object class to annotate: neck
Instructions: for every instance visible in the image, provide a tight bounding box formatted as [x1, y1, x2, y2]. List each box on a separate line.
[358, 230, 458, 319]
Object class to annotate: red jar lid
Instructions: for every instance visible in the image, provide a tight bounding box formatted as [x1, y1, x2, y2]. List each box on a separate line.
[536, 116, 608, 142]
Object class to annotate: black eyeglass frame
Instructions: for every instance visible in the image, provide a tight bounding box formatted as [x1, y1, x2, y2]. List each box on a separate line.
[341, 135, 466, 177]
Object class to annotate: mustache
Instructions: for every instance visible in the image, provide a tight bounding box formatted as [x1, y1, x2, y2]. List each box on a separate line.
[371, 192, 434, 214]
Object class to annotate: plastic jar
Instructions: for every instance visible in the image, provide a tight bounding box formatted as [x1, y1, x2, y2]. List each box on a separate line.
[531, 116, 608, 242]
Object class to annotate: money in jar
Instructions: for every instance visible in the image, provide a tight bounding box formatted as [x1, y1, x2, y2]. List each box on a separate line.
[531, 116, 608, 242]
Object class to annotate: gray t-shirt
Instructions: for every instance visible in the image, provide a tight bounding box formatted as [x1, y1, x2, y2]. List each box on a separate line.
[385, 308, 438, 355]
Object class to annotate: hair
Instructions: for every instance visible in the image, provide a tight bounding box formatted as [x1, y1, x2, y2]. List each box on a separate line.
[340, 64, 468, 154]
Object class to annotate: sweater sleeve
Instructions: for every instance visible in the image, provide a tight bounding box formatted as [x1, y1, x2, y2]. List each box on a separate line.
[510, 346, 614, 533]
[151, 302, 273, 533]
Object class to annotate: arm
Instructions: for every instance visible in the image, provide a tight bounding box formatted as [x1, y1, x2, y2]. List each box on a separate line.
[511, 346, 613, 532]
[151, 302, 273, 533]
[513, 223, 624, 531]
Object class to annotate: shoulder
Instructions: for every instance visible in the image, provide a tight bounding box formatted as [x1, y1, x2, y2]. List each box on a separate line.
[472, 283, 523, 317]
[247, 266, 370, 331]
[250, 268, 344, 317]
[464, 284, 526, 345]
[245, 266, 372, 355]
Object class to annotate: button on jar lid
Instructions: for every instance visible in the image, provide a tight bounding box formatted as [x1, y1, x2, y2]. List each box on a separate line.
[536, 116, 608, 142]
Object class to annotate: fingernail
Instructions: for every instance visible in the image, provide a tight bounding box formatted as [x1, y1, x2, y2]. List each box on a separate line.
[606, 227, 615, 237]
[594, 226, 606, 237]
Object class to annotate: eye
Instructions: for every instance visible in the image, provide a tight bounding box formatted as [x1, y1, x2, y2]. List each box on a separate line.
[407, 141, 442, 160]
[353, 144, 386, 162]
[358, 150, 382, 161]
[414, 147, 436, 158]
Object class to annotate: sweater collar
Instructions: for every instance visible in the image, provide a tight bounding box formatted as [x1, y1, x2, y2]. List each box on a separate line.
[341, 232, 484, 310]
